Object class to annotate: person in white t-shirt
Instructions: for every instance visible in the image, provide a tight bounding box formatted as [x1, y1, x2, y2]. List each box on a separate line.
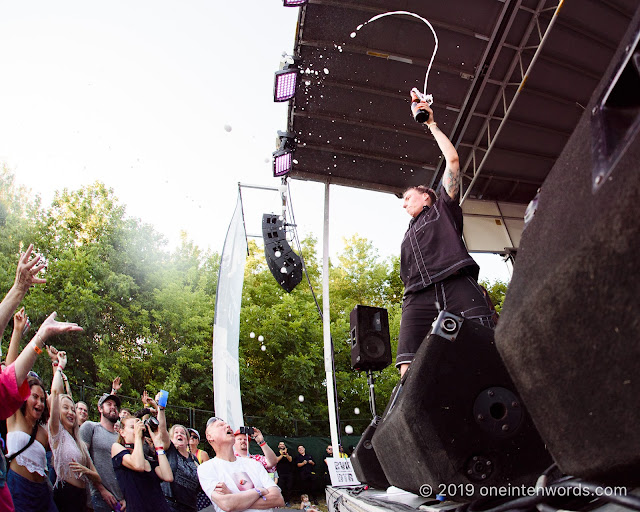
[197, 417, 284, 512]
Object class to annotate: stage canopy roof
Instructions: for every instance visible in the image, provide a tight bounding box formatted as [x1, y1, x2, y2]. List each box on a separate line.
[284, 0, 637, 252]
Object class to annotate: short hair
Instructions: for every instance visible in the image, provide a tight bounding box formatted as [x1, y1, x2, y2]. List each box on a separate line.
[404, 185, 437, 204]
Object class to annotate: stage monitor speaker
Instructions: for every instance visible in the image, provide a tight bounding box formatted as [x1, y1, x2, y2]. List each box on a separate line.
[495, 7, 640, 485]
[372, 312, 551, 500]
[350, 416, 390, 490]
[350, 305, 392, 371]
[262, 213, 303, 293]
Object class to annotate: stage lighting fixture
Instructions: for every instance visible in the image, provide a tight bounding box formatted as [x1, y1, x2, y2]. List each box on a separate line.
[274, 67, 298, 102]
[273, 131, 296, 177]
[283, 0, 307, 6]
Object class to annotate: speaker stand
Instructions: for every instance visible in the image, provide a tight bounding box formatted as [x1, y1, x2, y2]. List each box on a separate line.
[367, 370, 378, 416]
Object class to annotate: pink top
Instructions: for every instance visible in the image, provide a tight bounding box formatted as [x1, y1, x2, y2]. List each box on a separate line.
[0, 362, 30, 420]
[48, 423, 88, 488]
[0, 362, 31, 512]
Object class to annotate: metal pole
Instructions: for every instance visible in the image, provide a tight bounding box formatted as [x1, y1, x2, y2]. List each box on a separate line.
[323, 183, 341, 453]
[461, 0, 565, 204]
[367, 370, 377, 417]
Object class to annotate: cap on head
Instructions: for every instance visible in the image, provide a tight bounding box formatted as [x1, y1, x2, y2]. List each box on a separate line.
[188, 428, 200, 440]
[98, 393, 121, 409]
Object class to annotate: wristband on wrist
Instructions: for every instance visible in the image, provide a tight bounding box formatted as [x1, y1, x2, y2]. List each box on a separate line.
[52, 361, 58, 367]
[156, 449, 165, 455]
[31, 340, 42, 355]
[259, 441, 267, 447]
[255, 488, 266, 501]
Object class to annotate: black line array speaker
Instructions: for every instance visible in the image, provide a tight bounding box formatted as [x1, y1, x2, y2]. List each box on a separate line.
[495, 7, 640, 485]
[350, 416, 390, 490]
[261, 213, 302, 293]
[372, 312, 551, 500]
[350, 305, 392, 371]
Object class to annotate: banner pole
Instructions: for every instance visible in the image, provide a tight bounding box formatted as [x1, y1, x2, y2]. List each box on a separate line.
[323, 183, 340, 453]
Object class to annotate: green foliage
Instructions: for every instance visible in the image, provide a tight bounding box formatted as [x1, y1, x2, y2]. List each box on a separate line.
[0, 173, 219, 416]
[479, 279, 509, 315]
[1, 165, 509, 438]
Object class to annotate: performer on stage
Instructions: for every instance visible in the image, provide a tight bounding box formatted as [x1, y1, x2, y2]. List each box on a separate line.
[397, 93, 495, 377]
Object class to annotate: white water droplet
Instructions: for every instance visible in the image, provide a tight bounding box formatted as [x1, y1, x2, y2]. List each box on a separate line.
[274, 250, 282, 258]
[350, 32, 356, 38]
[298, 395, 305, 402]
[354, 408, 360, 415]
[345, 425, 354, 434]
[324, 68, 329, 74]
[250, 332, 255, 338]
[261, 345, 266, 351]
[258, 335, 264, 342]
[224, 124, 232, 132]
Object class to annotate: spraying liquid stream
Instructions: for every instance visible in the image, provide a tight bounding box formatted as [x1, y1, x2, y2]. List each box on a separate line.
[350, 11, 439, 98]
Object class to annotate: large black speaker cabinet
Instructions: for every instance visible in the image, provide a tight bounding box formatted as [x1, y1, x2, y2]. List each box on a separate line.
[261, 214, 302, 293]
[372, 312, 551, 500]
[495, 8, 640, 486]
[350, 305, 392, 371]
[350, 416, 390, 490]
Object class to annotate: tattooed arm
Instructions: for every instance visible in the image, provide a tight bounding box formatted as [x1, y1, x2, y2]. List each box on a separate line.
[410, 93, 461, 200]
[436, 124, 461, 200]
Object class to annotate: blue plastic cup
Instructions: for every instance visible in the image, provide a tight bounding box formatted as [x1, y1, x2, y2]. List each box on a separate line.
[158, 389, 169, 408]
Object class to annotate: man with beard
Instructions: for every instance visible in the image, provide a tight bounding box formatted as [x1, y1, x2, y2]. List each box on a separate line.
[80, 393, 125, 512]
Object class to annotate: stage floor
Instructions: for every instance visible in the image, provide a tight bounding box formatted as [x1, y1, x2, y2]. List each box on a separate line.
[325, 486, 640, 512]
[326, 486, 459, 512]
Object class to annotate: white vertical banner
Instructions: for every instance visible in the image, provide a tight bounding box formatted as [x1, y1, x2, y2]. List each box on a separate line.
[212, 189, 248, 430]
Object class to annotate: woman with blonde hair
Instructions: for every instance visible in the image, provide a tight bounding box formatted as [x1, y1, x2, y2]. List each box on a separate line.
[48, 351, 101, 511]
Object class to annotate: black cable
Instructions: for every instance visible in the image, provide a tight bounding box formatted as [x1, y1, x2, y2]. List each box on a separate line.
[553, 480, 640, 511]
[285, 180, 323, 321]
[466, 494, 547, 512]
[463, 474, 639, 512]
[285, 180, 342, 447]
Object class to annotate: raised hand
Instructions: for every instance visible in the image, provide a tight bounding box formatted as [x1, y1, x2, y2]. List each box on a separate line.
[14, 244, 47, 292]
[37, 312, 83, 342]
[57, 351, 68, 371]
[14, 307, 29, 336]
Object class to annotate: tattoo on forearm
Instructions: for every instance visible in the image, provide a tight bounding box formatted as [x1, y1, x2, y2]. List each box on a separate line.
[443, 166, 461, 197]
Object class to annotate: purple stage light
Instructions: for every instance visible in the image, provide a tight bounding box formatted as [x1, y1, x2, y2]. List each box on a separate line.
[273, 151, 293, 177]
[274, 68, 298, 102]
[283, 0, 307, 6]
[273, 131, 296, 177]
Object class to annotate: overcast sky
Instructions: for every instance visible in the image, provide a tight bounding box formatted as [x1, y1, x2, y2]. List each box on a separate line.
[0, 1, 511, 283]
